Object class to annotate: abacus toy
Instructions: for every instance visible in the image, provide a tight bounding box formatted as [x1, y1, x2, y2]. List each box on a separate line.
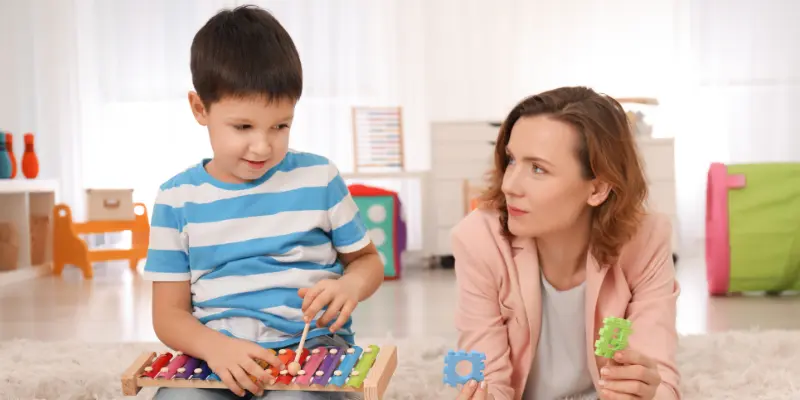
[120, 344, 397, 399]
[594, 316, 633, 359]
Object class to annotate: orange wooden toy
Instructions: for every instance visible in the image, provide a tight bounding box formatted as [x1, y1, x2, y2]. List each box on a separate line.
[21, 133, 39, 179]
[53, 203, 150, 279]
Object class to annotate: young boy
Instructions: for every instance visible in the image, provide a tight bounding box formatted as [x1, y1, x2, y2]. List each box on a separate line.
[142, 5, 384, 399]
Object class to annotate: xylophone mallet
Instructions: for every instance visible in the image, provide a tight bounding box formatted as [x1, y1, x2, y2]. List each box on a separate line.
[287, 319, 311, 376]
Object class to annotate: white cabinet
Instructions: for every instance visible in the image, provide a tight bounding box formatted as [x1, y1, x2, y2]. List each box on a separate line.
[636, 137, 680, 254]
[427, 121, 679, 262]
[428, 121, 497, 258]
[0, 179, 58, 286]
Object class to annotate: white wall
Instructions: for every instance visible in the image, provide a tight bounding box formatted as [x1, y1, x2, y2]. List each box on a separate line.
[3, 0, 799, 250]
[0, 0, 85, 213]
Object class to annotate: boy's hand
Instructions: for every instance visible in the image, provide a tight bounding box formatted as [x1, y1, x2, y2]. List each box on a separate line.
[203, 336, 283, 397]
[298, 279, 359, 332]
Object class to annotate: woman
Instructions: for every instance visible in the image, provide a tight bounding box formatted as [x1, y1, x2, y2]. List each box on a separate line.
[453, 87, 680, 400]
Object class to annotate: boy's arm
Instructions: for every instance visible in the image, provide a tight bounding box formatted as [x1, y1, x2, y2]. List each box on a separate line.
[338, 242, 383, 301]
[301, 162, 384, 324]
[325, 162, 384, 299]
[152, 281, 232, 361]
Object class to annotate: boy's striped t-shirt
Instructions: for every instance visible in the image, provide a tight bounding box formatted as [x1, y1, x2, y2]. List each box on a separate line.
[142, 150, 370, 348]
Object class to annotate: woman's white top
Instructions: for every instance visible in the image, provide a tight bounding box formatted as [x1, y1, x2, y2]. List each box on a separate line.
[523, 271, 597, 400]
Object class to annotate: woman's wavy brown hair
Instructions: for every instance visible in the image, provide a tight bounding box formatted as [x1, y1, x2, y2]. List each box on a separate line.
[480, 86, 648, 266]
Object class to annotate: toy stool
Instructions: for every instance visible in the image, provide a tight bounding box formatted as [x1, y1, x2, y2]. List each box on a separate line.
[348, 184, 403, 280]
[706, 162, 800, 295]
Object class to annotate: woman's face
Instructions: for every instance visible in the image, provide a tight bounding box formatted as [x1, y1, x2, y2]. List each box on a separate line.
[501, 115, 605, 238]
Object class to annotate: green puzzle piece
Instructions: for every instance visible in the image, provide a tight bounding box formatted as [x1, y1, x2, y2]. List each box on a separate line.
[594, 317, 632, 358]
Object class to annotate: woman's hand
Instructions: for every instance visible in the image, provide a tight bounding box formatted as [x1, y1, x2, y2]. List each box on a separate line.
[456, 380, 492, 400]
[599, 349, 662, 399]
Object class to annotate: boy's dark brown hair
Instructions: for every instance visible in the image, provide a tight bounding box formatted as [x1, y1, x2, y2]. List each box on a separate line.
[480, 86, 648, 265]
[190, 5, 302, 108]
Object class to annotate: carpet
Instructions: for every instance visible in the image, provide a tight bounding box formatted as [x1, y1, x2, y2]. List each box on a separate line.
[1, 330, 799, 400]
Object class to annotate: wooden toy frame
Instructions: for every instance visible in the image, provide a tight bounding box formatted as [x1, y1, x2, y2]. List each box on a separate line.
[53, 203, 149, 279]
[121, 345, 398, 399]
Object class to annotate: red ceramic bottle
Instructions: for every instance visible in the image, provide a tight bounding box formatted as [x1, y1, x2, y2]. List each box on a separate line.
[4, 133, 15, 178]
[22, 133, 39, 179]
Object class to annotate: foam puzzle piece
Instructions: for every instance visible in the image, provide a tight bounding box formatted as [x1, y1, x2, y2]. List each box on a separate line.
[594, 316, 633, 358]
[443, 350, 486, 387]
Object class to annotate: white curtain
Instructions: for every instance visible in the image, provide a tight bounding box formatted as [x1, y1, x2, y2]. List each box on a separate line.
[5, 0, 799, 251]
[673, 0, 800, 247]
[72, 0, 427, 209]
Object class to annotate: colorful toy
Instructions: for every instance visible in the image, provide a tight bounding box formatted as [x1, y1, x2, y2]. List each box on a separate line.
[21, 133, 38, 179]
[442, 350, 486, 387]
[121, 343, 398, 399]
[5, 132, 16, 178]
[594, 317, 632, 359]
[706, 162, 800, 295]
[348, 184, 404, 280]
[53, 203, 149, 279]
[0, 135, 11, 179]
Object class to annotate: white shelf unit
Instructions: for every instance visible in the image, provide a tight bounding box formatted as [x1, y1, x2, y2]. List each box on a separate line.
[428, 121, 497, 258]
[427, 121, 679, 263]
[0, 179, 58, 285]
[636, 137, 680, 254]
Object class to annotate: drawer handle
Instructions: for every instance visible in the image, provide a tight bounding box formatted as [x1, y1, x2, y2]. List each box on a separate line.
[103, 199, 121, 210]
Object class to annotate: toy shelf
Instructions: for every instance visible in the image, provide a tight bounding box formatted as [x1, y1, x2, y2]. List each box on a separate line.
[0, 179, 58, 283]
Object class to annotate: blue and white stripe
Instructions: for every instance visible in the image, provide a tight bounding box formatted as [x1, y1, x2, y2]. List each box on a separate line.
[143, 151, 368, 347]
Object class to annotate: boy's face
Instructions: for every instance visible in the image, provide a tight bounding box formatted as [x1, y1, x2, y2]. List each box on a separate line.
[189, 93, 295, 183]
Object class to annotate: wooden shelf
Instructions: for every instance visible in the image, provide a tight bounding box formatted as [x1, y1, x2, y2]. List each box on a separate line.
[0, 179, 59, 194]
[0, 179, 58, 285]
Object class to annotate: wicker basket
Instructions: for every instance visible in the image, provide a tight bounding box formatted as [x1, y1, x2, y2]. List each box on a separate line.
[0, 222, 19, 271]
[30, 215, 50, 266]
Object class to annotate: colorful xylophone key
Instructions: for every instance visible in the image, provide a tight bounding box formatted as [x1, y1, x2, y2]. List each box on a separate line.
[310, 347, 343, 386]
[271, 348, 294, 377]
[141, 352, 173, 379]
[156, 352, 190, 380]
[189, 361, 212, 380]
[173, 356, 201, 380]
[329, 346, 363, 387]
[276, 348, 309, 385]
[346, 345, 380, 388]
[294, 348, 326, 386]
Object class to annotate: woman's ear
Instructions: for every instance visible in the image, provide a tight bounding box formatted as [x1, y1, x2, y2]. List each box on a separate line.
[587, 179, 612, 207]
[188, 91, 209, 126]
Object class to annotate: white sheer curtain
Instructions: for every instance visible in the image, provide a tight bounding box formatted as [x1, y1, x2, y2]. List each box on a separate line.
[73, 0, 427, 207]
[672, 0, 800, 246]
[424, 0, 800, 249]
[5, 0, 799, 249]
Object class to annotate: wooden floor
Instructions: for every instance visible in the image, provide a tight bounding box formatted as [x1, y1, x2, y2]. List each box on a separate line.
[1, 250, 800, 343]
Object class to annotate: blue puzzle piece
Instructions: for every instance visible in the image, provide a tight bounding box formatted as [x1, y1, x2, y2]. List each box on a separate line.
[443, 350, 486, 387]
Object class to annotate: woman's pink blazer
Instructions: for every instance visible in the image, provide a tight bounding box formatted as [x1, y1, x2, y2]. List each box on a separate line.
[452, 209, 681, 400]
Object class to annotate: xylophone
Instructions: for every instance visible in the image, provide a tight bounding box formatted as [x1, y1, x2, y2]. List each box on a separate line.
[121, 344, 397, 400]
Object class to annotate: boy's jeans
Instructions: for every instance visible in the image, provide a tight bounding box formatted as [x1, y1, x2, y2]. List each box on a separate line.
[153, 334, 355, 400]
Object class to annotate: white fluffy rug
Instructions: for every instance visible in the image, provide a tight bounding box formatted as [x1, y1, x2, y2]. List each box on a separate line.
[1, 330, 799, 400]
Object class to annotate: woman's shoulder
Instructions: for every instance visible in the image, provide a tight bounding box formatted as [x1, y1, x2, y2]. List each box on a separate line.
[617, 212, 674, 273]
[452, 207, 505, 243]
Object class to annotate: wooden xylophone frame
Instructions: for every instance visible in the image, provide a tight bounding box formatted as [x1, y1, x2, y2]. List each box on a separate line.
[120, 345, 397, 400]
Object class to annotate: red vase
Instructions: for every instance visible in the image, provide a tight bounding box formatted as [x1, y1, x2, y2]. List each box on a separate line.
[22, 133, 39, 179]
[5, 133, 15, 179]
